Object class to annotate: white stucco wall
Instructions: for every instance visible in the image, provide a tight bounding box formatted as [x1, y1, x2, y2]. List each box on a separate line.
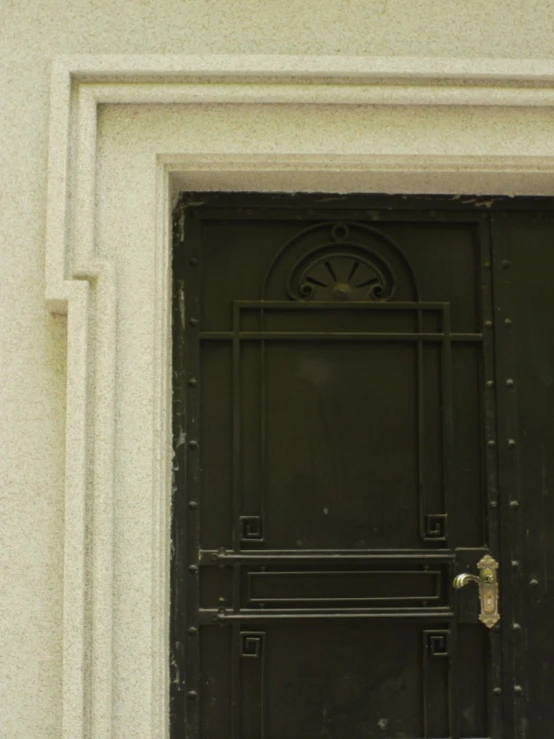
[2, 2, 554, 737]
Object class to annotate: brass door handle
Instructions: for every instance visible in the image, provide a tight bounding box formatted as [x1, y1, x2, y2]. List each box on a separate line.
[453, 554, 500, 628]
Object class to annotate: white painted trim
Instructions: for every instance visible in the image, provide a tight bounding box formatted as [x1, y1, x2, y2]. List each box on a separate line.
[45, 55, 554, 739]
[62, 279, 89, 739]
[46, 56, 554, 313]
[151, 156, 173, 735]
[54, 53, 554, 81]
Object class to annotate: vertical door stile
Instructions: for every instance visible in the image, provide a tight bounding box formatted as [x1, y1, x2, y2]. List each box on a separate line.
[441, 298, 457, 739]
[491, 213, 526, 739]
[479, 214, 503, 739]
[259, 304, 267, 541]
[231, 299, 242, 739]
[170, 266, 187, 735]
[185, 207, 202, 739]
[417, 306, 426, 543]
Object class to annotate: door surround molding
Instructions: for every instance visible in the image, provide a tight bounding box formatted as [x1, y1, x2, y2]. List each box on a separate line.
[45, 54, 554, 738]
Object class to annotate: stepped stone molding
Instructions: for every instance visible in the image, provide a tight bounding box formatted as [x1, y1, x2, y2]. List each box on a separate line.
[45, 54, 554, 738]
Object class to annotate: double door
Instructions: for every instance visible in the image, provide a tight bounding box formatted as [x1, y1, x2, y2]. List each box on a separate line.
[171, 194, 554, 739]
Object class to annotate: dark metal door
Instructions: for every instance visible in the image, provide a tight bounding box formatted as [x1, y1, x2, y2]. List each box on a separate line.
[171, 195, 554, 739]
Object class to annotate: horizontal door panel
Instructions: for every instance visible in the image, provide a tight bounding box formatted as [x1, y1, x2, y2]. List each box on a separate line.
[247, 568, 442, 606]
[199, 621, 489, 739]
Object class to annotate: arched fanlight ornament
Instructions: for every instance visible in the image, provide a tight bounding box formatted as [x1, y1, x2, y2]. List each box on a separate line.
[288, 247, 395, 301]
[262, 220, 415, 301]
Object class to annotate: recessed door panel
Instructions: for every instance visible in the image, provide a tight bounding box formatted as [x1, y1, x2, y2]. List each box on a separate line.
[264, 339, 419, 549]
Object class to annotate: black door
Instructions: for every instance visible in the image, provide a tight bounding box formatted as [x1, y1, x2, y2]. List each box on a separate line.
[171, 194, 554, 739]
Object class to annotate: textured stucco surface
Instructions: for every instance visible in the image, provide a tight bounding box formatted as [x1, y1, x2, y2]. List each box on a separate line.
[2, 1, 554, 736]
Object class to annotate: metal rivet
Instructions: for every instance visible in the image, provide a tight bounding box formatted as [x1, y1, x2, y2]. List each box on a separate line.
[189, 257, 198, 266]
[493, 687, 502, 696]
[188, 377, 198, 387]
[189, 317, 198, 326]
[489, 501, 498, 509]
[421, 600, 429, 607]
[530, 578, 539, 586]
[189, 564, 198, 574]
[493, 623, 501, 632]
[505, 318, 512, 327]
[486, 380, 495, 389]
[508, 438, 517, 447]
[488, 439, 496, 447]
[188, 626, 198, 635]
[188, 501, 198, 510]
[512, 623, 521, 631]
[485, 320, 493, 329]
[188, 690, 198, 700]
[514, 685, 523, 695]
[503, 259, 511, 268]
[506, 378, 515, 387]
[511, 560, 520, 568]
[509, 500, 520, 509]
[188, 440, 198, 450]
